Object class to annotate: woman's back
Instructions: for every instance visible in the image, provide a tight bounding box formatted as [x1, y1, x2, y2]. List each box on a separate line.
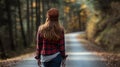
[37, 28, 64, 55]
[35, 8, 66, 67]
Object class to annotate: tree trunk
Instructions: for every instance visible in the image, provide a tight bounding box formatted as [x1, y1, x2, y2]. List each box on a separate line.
[30, 0, 34, 42]
[13, 7, 18, 46]
[18, 0, 27, 47]
[26, 0, 31, 45]
[5, 0, 15, 50]
[0, 37, 6, 59]
[46, 0, 50, 9]
[36, 0, 41, 31]
[48, 0, 51, 8]
[78, 12, 81, 31]
[42, 0, 45, 23]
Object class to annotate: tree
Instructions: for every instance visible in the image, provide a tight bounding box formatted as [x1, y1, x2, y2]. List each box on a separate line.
[26, 0, 30, 45]
[5, 0, 15, 50]
[30, 0, 34, 42]
[42, 0, 45, 23]
[35, 0, 41, 31]
[0, 36, 6, 59]
[17, 0, 27, 47]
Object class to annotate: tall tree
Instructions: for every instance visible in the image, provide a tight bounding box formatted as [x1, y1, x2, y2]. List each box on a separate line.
[30, 0, 34, 42]
[78, 11, 81, 31]
[42, 0, 45, 23]
[26, 0, 30, 45]
[0, 37, 6, 59]
[5, 0, 15, 50]
[48, 0, 51, 8]
[13, 7, 18, 46]
[17, 0, 27, 47]
[36, 0, 41, 31]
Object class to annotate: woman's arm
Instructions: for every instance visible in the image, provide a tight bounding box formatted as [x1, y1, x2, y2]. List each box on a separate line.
[59, 31, 66, 59]
[35, 28, 43, 60]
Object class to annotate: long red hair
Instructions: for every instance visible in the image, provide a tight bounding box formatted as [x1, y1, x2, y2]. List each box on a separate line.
[39, 8, 64, 41]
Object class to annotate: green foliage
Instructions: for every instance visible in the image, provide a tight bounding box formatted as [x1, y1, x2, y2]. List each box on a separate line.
[86, 0, 120, 51]
[95, 22, 120, 51]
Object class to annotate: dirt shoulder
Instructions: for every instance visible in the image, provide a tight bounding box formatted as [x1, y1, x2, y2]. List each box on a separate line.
[0, 46, 36, 67]
[0, 52, 35, 67]
[77, 34, 120, 67]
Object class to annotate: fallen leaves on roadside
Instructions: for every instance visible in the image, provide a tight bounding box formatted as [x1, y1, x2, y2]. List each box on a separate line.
[0, 52, 35, 67]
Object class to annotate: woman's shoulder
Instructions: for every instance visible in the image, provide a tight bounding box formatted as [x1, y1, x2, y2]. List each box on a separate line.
[60, 26, 65, 32]
[38, 25, 45, 31]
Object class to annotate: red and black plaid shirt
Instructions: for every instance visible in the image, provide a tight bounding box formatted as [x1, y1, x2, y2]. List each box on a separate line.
[36, 30, 65, 59]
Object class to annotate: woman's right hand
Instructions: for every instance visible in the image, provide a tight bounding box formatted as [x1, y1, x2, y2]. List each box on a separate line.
[62, 55, 68, 67]
[62, 60, 66, 67]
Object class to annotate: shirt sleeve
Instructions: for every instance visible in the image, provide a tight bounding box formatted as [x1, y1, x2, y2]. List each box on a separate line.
[59, 31, 66, 59]
[35, 29, 43, 59]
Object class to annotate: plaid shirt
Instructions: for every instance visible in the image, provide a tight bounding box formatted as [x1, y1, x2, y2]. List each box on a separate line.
[36, 31, 65, 59]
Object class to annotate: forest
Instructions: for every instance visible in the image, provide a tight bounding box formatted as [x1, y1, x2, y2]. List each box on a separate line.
[0, 0, 86, 59]
[0, 0, 120, 65]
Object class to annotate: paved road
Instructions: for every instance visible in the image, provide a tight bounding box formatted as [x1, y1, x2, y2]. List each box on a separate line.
[13, 32, 106, 67]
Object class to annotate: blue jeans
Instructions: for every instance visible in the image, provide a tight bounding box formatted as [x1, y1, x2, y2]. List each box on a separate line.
[41, 54, 62, 67]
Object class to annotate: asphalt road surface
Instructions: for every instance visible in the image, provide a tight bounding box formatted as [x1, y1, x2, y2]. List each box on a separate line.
[13, 32, 106, 67]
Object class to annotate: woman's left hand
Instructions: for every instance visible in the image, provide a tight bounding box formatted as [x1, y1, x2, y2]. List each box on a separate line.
[37, 59, 41, 66]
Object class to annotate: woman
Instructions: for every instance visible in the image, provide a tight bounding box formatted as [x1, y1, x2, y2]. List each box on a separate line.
[35, 8, 67, 67]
